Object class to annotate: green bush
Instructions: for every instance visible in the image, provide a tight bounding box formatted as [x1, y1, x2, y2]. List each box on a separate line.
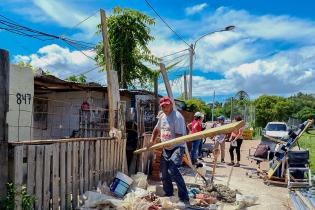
[0, 182, 36, 210]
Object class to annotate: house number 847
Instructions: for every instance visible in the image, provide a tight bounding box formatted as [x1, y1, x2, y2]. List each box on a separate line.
[16, 93, 32, 105]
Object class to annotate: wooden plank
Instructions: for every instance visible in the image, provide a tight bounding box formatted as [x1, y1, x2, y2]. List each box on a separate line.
[99, 139, 104, 181]
[43, 145, 52, 210]
[27, 145, 36, 195]
[104, 140, 108, 180]
[72, 142, 79, 208]
[10, 136, 114, 146]
[95, 140, 100, 185]
[35, 146, 44, 210]
[117, 139, 121, 172]
[122, 138, 128, 174]
[113, 140, 117, 174]
[134, 120, 245, 154]
[52, 143, 60, 210]
[66, 142, 72, 209]
[60, 143, 66, 210]
[109, 140, 113, 177]
[79, 141, 84, 194]
[89, 141, 94, 189]
[14, 146, 24, 210]
[84, 141, 89, 191]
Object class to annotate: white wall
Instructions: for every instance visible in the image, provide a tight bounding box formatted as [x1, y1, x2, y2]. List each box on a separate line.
[33, 91, 107, 139]
[7, 64, 34, 142]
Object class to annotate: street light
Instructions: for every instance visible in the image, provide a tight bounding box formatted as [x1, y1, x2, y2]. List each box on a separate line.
[188, 25, 235, 99]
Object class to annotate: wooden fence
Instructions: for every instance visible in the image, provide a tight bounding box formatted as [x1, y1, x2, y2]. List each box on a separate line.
[10, 137, 126, 210]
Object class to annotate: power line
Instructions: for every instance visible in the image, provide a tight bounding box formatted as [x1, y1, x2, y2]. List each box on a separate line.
[159, 48, 189, 59]
[144, 0, 190, 48]
[61, 10, 99, 36]
[0, 14, 96, 48]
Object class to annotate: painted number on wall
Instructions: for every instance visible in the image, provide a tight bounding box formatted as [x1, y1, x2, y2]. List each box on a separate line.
[16, 93, 32, 105]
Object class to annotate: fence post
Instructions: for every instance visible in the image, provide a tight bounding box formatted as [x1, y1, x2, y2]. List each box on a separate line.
[0, 49, 10, 198]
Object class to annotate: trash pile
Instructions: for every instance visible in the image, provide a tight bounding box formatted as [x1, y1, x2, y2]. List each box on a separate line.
[79, 171, 258, 210]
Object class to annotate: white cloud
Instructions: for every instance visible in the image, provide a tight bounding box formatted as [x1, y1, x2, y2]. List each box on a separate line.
[185, 3, 208, 15]
[13, 44, 104, 83]
[225, 46, 315, 95]
[32, 0, 100, 40]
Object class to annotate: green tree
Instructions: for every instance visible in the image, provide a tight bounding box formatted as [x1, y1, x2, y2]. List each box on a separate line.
[183, 98, 211, 120]
[65, 74, 87, 83]
[95, 7, 158, 88]
[254, 95, 291, 127]
[295, 107, 315, 121]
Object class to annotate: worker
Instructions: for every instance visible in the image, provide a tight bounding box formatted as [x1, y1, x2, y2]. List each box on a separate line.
[213, 116, 226, 163]
[187, 112, 204, 165]
[149, 96, 189, 204]
[227, 116, 244, 167]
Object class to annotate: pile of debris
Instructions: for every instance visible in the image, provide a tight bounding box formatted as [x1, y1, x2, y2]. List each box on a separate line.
[79, 172, 257, 210]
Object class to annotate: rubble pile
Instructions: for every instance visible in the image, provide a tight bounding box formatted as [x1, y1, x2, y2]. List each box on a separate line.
[79, 171, 258, 210]
[201, 184, 237, 203]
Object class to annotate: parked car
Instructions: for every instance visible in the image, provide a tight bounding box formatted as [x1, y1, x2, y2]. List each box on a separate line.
[262, 122, 289, 139]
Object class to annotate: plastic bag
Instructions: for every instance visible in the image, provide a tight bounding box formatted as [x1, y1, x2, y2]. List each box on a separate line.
[130, 172, 148, 190]
[235, 194, 258, 209]
[82, 191, 122, 208]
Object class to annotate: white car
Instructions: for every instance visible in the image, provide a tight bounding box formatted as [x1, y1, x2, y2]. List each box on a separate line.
[262, 122, 289, 139]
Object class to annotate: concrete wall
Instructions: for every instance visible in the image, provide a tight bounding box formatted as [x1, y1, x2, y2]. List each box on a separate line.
[33, 91, 107, 139]
[7, 64, 34, 142]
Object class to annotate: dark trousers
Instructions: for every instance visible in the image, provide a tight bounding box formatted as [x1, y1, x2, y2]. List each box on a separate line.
[190, 139, 202, 163]
[160, 147, 189, 201]
[229, 139, 243, 162]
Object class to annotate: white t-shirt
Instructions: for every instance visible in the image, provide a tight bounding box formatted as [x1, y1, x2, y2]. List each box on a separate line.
[214, 123, 226, 143]
[155, 110, 186, 149]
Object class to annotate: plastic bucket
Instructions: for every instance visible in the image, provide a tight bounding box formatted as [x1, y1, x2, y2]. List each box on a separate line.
[110, 172, 133, 197]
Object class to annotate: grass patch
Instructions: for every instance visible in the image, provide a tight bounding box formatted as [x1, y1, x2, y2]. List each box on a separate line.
[298, 129, 315, 173]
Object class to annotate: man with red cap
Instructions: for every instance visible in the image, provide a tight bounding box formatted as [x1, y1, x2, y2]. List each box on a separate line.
[149, 96, 189, 204]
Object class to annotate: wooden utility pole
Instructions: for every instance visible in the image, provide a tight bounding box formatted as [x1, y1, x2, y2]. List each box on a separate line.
[183, 70, 188, 100]
[0, 49, 9, 198]
[212, 90, 215, 122]
[154, 76, 159, 117]
[159, 63, 176, 108]
[100, 9, 115, 129]
[188, 44, 194, 99]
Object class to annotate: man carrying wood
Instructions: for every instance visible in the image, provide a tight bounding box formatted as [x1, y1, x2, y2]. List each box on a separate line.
[149, 96, 189, 204]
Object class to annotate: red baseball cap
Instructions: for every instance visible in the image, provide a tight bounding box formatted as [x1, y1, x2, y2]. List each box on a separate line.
[160, 96, 172, 106]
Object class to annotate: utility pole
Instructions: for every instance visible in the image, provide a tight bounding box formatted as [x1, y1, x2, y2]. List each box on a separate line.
[183, 70, 187, 100]
[211, 90, 215, 122]
[189, 44, 194, 99]
[230, 97, 233, 121]
[100, 9, 115, 129]
[160, 63, 176, 108]
[154, 76, 159, 117]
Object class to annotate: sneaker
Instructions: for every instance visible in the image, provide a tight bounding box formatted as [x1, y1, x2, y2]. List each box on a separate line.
[221, 159, 225, 163]
[195, 162, 203, 168]
[227, 162, 234, 166]
[234, 163, 240, 167]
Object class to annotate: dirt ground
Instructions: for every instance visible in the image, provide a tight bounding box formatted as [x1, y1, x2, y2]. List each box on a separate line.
[160, 140, 294, 210]
[181, 139, 293, 210]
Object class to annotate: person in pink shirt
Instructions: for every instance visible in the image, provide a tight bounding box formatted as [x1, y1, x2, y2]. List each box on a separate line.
[187, 112, 204, 164]
[227, 116, 244, 167]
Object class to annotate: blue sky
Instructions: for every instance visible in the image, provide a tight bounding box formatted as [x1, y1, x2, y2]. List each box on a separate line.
[1, 0, 315, 103]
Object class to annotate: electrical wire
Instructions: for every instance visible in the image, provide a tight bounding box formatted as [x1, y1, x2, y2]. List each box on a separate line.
[61, 10, 99, 36]
[143, 0, 190, 48]
[159, 48, 189, 59]
[0, 14, 96, 48]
